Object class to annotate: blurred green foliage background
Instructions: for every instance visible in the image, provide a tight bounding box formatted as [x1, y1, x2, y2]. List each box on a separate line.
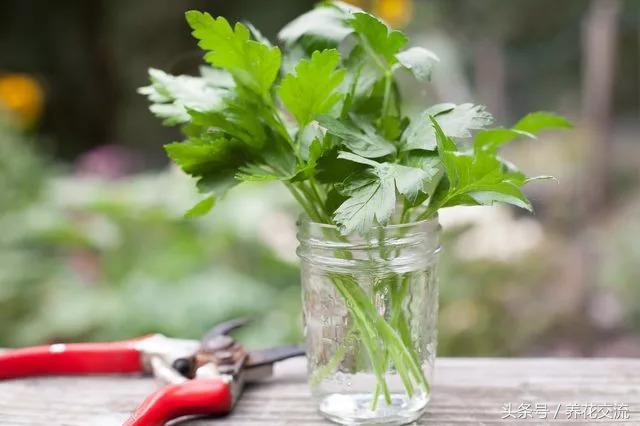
[0, 0, 639, 356]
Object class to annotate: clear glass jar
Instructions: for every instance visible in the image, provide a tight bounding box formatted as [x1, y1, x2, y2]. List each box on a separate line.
[297, 216, 441, 425]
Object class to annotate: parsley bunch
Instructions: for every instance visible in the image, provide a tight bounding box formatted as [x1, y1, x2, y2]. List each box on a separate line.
[140, 1, 570, 235]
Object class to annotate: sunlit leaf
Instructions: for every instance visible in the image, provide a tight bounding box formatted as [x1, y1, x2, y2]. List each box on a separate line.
[395, 47, 439, 81]
[278, 49, 346, 126]
[317, 114, 396, 158]
[186, 11, 281, 96]
[403, 103, 493, 151]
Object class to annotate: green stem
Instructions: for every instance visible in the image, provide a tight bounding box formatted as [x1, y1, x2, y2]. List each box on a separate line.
[344, 278, 430, 393]
[286, 183, 321, 222]
[418, 192, 450, 221]
[390, 279, 415, 394]
[371, 275, 415, 411]
[381, 71, 393, 119]
[391, 276, 424, 394]
[318, 229, 431, 411]
[309, 178, 327, 214]
[265, 98, 295, 147]
[296, 182, 328, 222]
[332, 276, 392, 405]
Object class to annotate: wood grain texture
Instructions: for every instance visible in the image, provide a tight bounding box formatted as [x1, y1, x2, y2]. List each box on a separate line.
[1, 358, 639, 425]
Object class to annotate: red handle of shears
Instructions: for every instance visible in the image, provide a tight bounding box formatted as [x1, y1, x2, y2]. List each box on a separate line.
[0, 339, 143, 379]
[124, 378, 233, 426]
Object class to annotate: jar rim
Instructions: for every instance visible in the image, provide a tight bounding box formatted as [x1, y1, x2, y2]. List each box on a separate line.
[297, 214, 440, 232]
[297, 214, 441, 269]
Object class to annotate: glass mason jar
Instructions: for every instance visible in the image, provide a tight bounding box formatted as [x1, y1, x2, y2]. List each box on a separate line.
[297, 216, 441, 425]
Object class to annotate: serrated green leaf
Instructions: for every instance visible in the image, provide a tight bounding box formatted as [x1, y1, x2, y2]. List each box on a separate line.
[164, 136, 249, 199]
[343, 45, 384, 103]
[185, 11, 281, 96]
[278, 49, 346, 126]
[467, 182, 531, 211]
[429, 117, 532, 213]
[185, 195, 216, 218]
[338, 151, 434, 201]
[402, 103, 493, 151]
[405, 151, 444, 197]
[405, 151, 441, 174]
[290, 139, 326, 182]
[237, 138, 325, 184]
[387, 163, 431, 201]
[395, 47, 439, 82]
[334, 171, 395, 235]
[187, 93, 267, 149]
[513, 111, 573, 133]
[333, 152, 433, 233]
[317, 114, 396, 158]
[325, 186, 348, 214]
[379, 116, 405, 140]
[349, 12, 407, 66]
[473, 128, 534, 153]
[138, 68, 229, 125]
[315, 147, 368, 183]
[278, 1, 357, 46]
[474, 111, 571, 154]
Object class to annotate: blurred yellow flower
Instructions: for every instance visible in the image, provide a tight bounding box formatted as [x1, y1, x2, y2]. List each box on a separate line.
[373, 0, 413, 28]
[344, 0, 413, 28]
[0, 73, 44, 127]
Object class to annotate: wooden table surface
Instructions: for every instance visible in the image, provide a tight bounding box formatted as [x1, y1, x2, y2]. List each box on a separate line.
[0, 357, 638, 425]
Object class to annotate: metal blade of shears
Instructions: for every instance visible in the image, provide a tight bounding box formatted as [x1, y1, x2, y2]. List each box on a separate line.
[243, 345, 305, 383]
[246, 345, 305, 369]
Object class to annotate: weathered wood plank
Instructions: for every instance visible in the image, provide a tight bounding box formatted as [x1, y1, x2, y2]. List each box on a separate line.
[1, 358, 639, 425]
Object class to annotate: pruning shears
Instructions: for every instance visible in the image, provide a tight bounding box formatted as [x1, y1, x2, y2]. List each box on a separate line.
[0, 318, 304, 425]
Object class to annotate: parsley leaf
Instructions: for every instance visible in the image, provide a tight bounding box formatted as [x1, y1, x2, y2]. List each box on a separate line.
[349, 12, 407, 66]
[334, 171, 395, 234]
[185, 195, 216, 218]
[278, 1, 357, 47]
[395, 47, 439, 82]
[428, 117, 532, 214]
[473, 129, 534, 154]
[514, 111, 573, 133]
[144, 3, 569, 232]
[236, 139, 323, 183]
[317, 114, 396, 158]
[138, 68, 229, 125]
[164, 136, 249, 199]
[278, 49, 346, 126]
[403, 103, 494, 151]
[474, 111, 573, 154]
[187, 95, 267, 150]
[186, 11, 281, 96]
[334, 152, 432, 233]
[405, 151, 444, 199]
